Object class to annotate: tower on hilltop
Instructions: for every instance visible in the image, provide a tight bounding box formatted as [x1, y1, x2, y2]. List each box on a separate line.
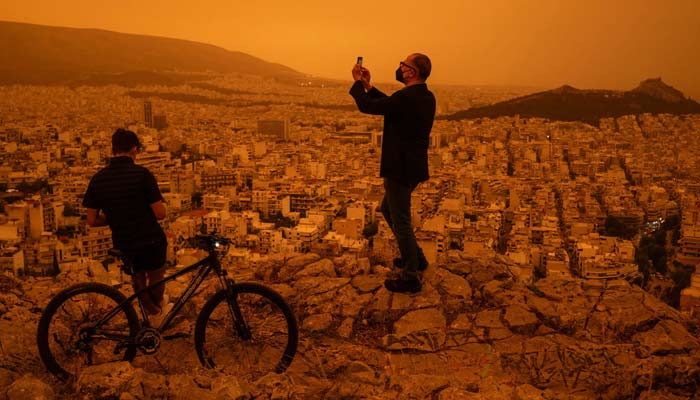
[144, 101, 153, 128]
[257, 119, 289, 141]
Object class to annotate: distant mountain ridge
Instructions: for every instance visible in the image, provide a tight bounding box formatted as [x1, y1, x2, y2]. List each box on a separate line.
[444, 78, 700, 125]
[0, 20, 303, 85]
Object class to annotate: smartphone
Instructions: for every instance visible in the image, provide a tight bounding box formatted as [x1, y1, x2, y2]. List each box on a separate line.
[357, 56, 363, 66]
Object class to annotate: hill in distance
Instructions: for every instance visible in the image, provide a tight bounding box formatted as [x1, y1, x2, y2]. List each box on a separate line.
[443, 78, 700, 126]
[0, 20, 304, 86]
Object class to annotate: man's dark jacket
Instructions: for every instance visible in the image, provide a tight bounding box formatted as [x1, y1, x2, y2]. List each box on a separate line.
[349, 80, 436, 185]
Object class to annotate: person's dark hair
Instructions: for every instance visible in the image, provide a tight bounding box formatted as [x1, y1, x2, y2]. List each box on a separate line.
[411, 53, 432, 80]
[112, 128, 141, 154]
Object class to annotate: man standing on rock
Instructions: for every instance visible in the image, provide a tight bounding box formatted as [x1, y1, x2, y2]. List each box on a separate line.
[83, 128, 171, 322]
[350, 53, 436, 293]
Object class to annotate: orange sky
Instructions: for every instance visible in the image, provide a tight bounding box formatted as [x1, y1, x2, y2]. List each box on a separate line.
[1, 0, 699, 96]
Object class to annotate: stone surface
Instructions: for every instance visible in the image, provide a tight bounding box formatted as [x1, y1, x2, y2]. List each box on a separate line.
[513, 383, 546, 400]
[210, 375, 249, 400]
[388, 374, 452, 399]
[474, 309, 503, 328]
[6, 249, 700, 399]
[338, 291, 373, 318]
[6, 374, 54, 400]
[303, 312, 334, 333]
[450, 313, 472, 330]
[350, 275, 384, 293]
[0, 367, 17, 395]
[638, 389, 696, 400]
[285, 253, 321, 269]
[384, 308, 446, 351]
[77, 362, 144, 399]
[267, 283, 295, 301]
[433, 268, 472, 299]
[333, 256, 371, 277]
[292, 276, 350, 295]
[251, 373, 298, 400]
[294, 258, 337, 279]
[632, 319, 700, 357]
[503, 304, 540, 333]
[167, 374, 218, 400]
[337, 317, 354, 338]
[437, 387, 483, 399]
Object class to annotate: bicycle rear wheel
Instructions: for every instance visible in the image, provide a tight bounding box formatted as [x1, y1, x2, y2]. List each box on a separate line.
[194, 282, 298, 380]
[37, 283, 140, 380]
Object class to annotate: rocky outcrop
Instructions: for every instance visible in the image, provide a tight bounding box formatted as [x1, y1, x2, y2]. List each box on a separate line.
[444, 78, 700, 126]
[6, 374, 54, 400]
[383, 307, 447, 351]
[76, 362, 250, 400]
[3, 247, 700, 399]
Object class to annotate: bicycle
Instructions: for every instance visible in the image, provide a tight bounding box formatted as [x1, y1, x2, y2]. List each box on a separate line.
[37, 234, 298, 381]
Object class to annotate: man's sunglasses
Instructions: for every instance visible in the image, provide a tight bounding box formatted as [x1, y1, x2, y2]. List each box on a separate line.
[399, 61, 417, 72]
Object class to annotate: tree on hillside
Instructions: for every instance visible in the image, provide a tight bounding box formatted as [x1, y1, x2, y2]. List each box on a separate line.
[636, 234, 667, 277]
[191, 192, 203, 208]
[272, 211, 294, 228]
[17, 179, 50, 194]
[601, 215, 638, 240]
[669, 261, 696, 308]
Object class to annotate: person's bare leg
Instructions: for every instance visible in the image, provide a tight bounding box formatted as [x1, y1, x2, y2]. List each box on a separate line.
[133, 271, 160, 315]
[146, 267, 167, 308]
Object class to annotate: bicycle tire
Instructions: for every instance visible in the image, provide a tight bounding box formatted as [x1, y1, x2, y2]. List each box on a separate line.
[194, 282, 298, 380]
[37, 282, 140, 380]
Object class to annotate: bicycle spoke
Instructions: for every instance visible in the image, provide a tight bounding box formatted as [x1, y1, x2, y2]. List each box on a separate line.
[85, 348, 93, 366]
[38, 284, 139, 380]
[196, 284, 297, 381]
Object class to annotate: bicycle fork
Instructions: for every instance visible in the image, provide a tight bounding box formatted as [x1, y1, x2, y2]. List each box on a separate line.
[224, 279, 252, 341]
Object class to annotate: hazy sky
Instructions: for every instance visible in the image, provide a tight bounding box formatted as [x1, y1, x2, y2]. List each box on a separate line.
[1, 0, 699, 95]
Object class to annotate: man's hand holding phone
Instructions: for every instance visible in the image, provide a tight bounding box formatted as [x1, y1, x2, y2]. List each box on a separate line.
[352, 63, 363, 81]
[353, 56, 372, 91]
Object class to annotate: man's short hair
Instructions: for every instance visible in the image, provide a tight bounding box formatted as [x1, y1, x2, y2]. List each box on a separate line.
[411, 53, 432, 80]
[112, 128, 140, 154]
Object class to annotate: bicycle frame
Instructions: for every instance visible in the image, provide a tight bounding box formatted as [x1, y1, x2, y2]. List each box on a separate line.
[37, 233, 295, 379]
[93, 251, 232, 343]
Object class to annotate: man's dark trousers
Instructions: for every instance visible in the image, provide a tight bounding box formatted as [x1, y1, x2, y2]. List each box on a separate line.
[381, 178, 426, 279]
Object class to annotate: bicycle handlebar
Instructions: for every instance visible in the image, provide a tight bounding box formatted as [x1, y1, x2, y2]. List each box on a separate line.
[192, 233, 232, 252]
[106, 233, 231, 269]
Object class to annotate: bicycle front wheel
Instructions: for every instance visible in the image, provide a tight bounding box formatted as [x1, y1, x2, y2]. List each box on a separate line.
[37, 283, 140, 380]
[194, 282, 298, 380]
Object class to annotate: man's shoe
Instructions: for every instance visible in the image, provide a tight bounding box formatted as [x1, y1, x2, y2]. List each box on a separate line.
[384, 278, 422, 293]
[393, 257, 429, 272]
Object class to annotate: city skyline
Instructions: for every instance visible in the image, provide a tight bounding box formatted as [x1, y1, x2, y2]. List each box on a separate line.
[3, 3, 700, 396]
[1, 0, 699, 97]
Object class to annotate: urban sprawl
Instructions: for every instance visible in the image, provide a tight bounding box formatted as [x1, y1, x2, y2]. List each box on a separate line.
[2, 78, 700, 312]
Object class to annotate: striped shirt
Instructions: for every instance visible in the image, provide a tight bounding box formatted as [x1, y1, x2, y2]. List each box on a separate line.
[83, 156, 165, 250]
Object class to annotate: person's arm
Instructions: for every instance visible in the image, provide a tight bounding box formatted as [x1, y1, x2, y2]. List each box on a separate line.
[150, 200, 166, 220]
[144, 170, 166, 220]
[350, 64, 395, 113]
[359, 66, 374, 92]
[82, 178, 106, 227]
[86, 208, 107, 227]
[349, 81, 404, 116]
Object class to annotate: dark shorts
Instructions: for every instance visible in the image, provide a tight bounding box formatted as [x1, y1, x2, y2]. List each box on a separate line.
[126, 240, 168, 273]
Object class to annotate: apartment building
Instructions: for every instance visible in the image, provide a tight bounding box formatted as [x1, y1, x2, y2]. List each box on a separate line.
[79, 226, 113, 259]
